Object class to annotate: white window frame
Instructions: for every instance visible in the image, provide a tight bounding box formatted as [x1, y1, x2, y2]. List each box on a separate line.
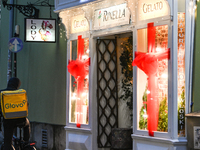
[132, 18, 175, 139]
[66, 31, 92, 130]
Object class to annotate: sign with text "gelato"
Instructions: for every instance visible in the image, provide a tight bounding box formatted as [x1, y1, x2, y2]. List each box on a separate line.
[138, 0, 170, 21]
[71, 15, 89, 34]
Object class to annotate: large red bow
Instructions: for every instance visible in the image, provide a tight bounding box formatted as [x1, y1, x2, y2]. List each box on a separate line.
[67, 58, 90, 97]
[132, 50, 170, 76]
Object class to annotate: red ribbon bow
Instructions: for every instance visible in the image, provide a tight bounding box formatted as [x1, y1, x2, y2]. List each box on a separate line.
[67, 58, 90, 96]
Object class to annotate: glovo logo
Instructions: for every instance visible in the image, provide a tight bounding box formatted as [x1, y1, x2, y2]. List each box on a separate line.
[5, 100, 26, 109]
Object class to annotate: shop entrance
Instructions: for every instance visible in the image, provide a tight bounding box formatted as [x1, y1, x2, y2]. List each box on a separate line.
[96, 32, 133, 148]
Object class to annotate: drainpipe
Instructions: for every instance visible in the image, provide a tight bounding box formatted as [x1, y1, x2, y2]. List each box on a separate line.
[189, 0, 196, 112]
[7, 0, 14, 82]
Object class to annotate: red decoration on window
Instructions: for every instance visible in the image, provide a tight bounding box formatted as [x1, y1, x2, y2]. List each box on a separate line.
[68, 58, 90, 96]
[132, 23, 170, 136]
[67, 35, 90, 127]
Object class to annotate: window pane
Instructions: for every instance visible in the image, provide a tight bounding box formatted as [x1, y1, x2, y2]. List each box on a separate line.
[137, 25, 168, 132]
[69, 38, 89, 125]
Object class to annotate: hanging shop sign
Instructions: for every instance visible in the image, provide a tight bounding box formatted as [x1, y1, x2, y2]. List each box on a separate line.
[93, 3, 130, 30]
[138, 0, 170, 21]
[25, 18, 56, 42]
[71, 15, 89, 34]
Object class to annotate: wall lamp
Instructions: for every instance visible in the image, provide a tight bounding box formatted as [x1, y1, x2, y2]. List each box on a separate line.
[2, 0, 39, 18]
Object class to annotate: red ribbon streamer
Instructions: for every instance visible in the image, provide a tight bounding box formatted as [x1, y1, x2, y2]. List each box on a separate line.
[132, 23, 170, 136]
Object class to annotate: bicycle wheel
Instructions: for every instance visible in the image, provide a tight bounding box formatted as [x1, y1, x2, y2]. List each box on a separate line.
[0, 144, 15, 150]
[23, 146, 36, 150]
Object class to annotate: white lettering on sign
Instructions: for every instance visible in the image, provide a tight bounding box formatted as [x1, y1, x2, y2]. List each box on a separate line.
[143, 1, 163, 13]
[93, 3, 130, 30]
[71, 15, 89, 33]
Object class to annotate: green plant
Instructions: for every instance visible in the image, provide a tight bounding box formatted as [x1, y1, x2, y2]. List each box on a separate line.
[139, 86, 168, 132]
[157, 96, 168, 132]
[139, 87, 147, 129]
[119, 36, 133, 111]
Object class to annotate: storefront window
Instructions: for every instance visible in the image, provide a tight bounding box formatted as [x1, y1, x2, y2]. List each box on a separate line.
[178, 13, 185, 137]
[69, 38, 89, 125]
[137, 25, 168, 132]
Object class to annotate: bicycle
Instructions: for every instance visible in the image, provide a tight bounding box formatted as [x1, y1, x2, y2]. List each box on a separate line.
[0, 122, 37, 150]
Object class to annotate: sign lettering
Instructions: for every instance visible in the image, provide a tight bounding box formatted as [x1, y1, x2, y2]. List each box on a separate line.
[93, 3, 130, 30]
[143, 2, 163, 13]
[71, 15, 89, 33]
[138, 0, 169, 21]
[5, 100, 26, 109]
[103, 9, 126, 21]
[31, 20, 37, 40]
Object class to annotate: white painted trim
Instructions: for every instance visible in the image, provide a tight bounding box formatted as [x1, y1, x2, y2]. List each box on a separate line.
[171, 0, 178, 139]
[133, 19, 172, 139]
[185, 0, 196, 113]
[132, 134, 187, 145]
[65, 126, 92, 133]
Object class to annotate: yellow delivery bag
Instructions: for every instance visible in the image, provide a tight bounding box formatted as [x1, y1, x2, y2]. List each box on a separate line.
[1, 89, 28, 119]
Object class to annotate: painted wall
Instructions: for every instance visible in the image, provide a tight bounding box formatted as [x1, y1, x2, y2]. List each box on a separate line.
[0, 0, 67, 125]
[193, 1, 200, 111]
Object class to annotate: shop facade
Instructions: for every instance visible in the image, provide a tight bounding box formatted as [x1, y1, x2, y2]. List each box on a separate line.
[54, 0, 195, 149]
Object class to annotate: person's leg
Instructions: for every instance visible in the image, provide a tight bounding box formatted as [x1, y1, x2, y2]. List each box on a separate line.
[23, 118, 30, 142]
[3, 121, 14, 150]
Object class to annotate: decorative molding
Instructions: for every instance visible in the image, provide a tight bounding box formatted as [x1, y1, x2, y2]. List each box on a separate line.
[126, 0, 136, 23]
[59, 8, 88, 38]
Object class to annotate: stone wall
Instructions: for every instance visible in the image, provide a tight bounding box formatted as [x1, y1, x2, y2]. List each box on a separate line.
[30, 122, 66, 150]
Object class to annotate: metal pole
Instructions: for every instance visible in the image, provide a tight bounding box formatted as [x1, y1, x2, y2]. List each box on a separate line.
[7, 0, 14, 81]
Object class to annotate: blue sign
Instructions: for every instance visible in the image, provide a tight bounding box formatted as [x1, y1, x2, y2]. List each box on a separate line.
[8, 37, 23, 53]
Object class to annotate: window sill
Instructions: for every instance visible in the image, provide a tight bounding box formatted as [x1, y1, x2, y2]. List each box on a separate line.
[64, 126, 92, 134]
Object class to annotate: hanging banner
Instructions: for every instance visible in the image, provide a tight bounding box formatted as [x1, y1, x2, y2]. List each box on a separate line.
[93, 3, 130, 30]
